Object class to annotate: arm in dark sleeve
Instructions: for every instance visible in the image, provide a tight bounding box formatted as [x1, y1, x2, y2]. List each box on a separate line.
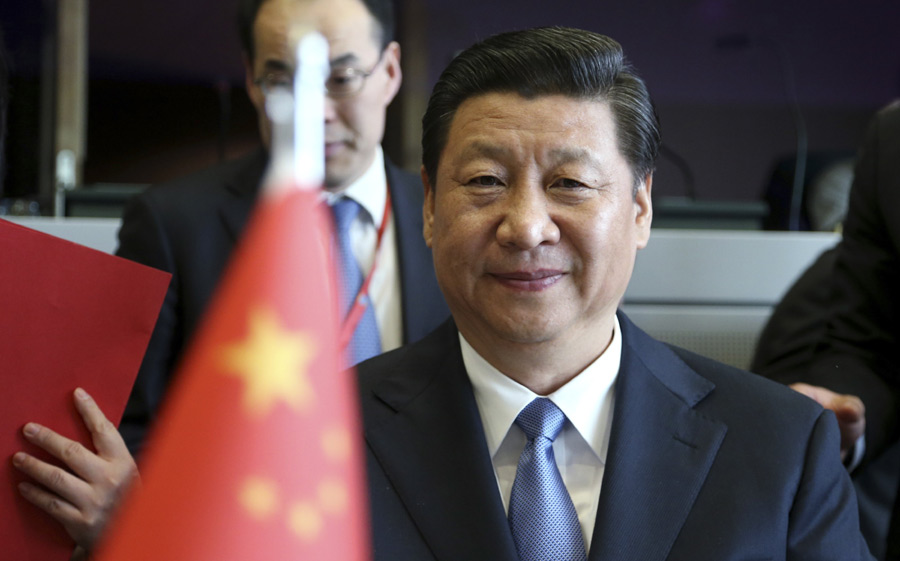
[115, 193, 183, 458]
[805, 104, 900, 458]
[751, 247, 838, 379]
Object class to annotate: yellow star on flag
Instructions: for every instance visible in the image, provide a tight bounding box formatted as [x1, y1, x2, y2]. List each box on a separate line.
[221, 306, 316, 417]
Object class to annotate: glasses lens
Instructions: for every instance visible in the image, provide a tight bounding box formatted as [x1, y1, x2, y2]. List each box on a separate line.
[326, 69, 363, 96]
[260, 74, 292, 94]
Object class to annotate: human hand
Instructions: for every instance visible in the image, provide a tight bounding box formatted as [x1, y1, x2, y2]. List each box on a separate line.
[11, 388, 140, 553]
[790, 382, 866, 460]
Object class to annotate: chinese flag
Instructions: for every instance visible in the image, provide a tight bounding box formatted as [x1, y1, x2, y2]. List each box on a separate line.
[92, 177, 369, 559]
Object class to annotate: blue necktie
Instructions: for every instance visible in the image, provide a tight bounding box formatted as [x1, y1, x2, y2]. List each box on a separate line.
[331, 197, 381, 365]
[508, 398, 587, 561]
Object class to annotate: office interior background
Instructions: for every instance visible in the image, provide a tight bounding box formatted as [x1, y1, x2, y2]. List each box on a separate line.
[1, 0, 899, 370]
[2, 0, 899, 221]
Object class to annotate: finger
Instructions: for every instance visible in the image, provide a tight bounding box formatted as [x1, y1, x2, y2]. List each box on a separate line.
[17, 480, 82, 524]
[834, 408, 866, 442]
[789, 383, 864, 416]
[832, 395, 865, 421]
[20, 422, 104, 483]
[12, 451, 92, 507]
[789, 382, 822, 403]
[72, 388, 129, 459]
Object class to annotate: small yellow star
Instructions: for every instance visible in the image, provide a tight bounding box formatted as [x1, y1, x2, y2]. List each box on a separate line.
[317, 478, 349, 514]
[288, 501, 323, 541]
[221, 306, 316, 417]
[239, 476, 280, 520]
[321, 426, 352, 462]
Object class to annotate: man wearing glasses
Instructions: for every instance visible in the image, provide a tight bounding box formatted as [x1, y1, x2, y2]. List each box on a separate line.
[115, 0, 448, 456]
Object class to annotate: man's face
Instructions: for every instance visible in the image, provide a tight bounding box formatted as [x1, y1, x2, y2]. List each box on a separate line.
[245, 0, 402, 191]
[423, 92, 652, 356]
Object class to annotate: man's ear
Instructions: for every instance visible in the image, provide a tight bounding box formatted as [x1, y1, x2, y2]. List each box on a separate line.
[381, 41, 403, 106]
[635, 173, 653, 249]
[421, 165, 435, 248]
[243, 53, 263, 108]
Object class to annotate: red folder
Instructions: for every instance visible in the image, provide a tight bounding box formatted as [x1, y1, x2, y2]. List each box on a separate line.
[0, 218, 170, 561]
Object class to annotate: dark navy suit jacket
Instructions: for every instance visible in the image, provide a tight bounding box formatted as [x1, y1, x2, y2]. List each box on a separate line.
[357, 313, 872, 561]
[116, 148, 449, 454]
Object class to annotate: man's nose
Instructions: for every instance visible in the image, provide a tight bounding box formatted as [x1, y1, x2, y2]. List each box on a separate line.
[495, 185, 561, 250]
[324, 94, 338, 122]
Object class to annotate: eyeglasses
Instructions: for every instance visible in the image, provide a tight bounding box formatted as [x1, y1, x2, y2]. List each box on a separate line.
[254, 49, 386, 98]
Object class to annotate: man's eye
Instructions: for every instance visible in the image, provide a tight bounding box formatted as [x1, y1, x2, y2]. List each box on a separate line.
[469, 176, 501, 186]
[327, 70, 362, 94]
[329, 73, 354, 86]
[264, 75, 292, 89]
[554, 178, 586, 189]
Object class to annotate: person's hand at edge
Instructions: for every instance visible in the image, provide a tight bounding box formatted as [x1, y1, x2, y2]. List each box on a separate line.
[11, 388, 140, 555]
[790, 382, 866, 461]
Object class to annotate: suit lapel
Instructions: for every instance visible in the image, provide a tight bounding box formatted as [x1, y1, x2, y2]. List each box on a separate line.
[588, 314, 727, 561]
[218, 148, 268, 243]
[364, 322, 519, 560]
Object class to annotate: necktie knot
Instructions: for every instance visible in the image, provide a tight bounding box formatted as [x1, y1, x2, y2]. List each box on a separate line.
[331, 197, 361, 237]
[515, 398, 566, 442]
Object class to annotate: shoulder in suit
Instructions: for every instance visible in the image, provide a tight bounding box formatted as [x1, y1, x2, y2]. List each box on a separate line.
[356, 313, 872, 561]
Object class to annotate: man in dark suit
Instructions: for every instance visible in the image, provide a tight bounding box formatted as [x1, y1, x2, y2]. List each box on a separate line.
[12, 26, 872, 561]
[116, 0, 448, 455]
[356, 27, 872, 559]
[795, 101, 900, 463]
[754, 102, 900, 560]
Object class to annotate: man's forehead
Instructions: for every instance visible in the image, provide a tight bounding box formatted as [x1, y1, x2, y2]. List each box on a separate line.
[254, 0, 379, 62]
[437, 92, 632, 178]
[453, 91, 611, 123]
[446, 93, 616, 146]
[456, 140, 602, 166]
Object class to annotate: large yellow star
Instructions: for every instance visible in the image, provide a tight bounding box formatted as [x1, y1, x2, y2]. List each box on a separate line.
[220, 306, 316, 417]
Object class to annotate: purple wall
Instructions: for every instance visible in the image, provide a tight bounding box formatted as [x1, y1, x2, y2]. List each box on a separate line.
[421, 0, 900, 105]
[419, 0, 900, 202]
[3, 0, 899, 206]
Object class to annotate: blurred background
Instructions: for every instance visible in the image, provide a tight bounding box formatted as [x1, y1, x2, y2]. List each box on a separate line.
[1, 0, 899, 226]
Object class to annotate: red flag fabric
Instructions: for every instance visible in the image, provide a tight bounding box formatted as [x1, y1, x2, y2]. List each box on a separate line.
[93, 184, 370, 560]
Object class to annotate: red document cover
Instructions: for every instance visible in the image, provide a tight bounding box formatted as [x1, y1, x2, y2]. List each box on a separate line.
[0, 218, 171, 561]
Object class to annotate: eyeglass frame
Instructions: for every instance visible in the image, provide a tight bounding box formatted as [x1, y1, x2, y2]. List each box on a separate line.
[253, 47, 388, 99]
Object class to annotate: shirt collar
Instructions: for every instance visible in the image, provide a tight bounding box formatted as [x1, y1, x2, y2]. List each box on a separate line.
[462, 317, 621, 464]
[320, 146, 387, 227]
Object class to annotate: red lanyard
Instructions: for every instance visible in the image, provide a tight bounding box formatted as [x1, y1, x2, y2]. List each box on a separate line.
[339, 187, 392, 352]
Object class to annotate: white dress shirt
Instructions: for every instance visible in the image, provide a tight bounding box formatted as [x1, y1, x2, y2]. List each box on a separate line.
[461, 318, 621, 550]
[320, 146, 402, 353]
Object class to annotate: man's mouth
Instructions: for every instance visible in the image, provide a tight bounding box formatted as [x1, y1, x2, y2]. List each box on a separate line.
[490, 269, 565, 291]
[324, 141, 345, 158]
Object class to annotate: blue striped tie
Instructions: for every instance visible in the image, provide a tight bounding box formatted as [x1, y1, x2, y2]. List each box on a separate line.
[331, 197, 381, 365]
[508, 398, 587, 561]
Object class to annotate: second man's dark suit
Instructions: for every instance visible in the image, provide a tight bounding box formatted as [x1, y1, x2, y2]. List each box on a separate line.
[796, 102, 900, 458]
[357, 313, 871, 561]
[769, 102, 900, 559]
[752, 246, 900, 560]
[116, 148, 449, 454]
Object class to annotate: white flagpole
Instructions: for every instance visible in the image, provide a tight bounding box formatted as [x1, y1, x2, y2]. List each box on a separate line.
[293, 31, 329, 189]
[262, 30, 329, 195]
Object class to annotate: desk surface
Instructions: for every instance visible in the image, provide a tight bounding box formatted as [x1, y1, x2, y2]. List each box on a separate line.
[1, 216, 122, 255]
[626, 229, 839, 306]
